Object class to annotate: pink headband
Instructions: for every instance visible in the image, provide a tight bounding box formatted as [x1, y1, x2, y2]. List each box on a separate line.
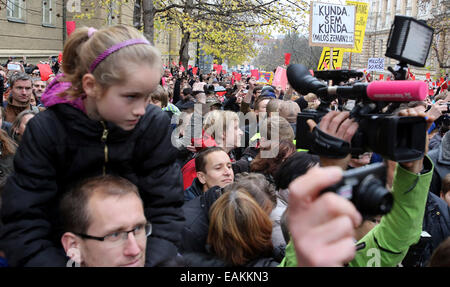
[89, 38, 150, 73]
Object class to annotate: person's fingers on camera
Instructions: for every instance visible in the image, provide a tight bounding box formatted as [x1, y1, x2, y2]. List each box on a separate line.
[398, 108, 416, 117]
[306, 119, 317, 132]
[343, 121, 359, 143]
[335, 117, 357, 142]
[327, 111, 350, 135]
[318, 110, 339, 132]
[307, 192, 362, 229]
[288, 166, 343, 204]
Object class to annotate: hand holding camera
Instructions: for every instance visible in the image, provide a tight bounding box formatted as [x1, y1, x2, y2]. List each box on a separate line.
[288, 166, 362, 266]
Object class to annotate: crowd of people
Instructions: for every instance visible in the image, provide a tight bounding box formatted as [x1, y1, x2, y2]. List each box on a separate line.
[0, 24, 449, 268]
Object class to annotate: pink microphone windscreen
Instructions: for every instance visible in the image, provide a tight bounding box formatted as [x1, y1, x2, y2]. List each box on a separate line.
[367, 81, 427, 102]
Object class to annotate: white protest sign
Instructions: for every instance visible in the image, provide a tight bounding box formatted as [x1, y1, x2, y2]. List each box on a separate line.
[367, 58, 385, 72]
[309, 2, 356, 48]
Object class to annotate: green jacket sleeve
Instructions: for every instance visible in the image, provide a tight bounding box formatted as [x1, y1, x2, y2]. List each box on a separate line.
[279, 156, 433, 267]
[349, 156, 433, 267]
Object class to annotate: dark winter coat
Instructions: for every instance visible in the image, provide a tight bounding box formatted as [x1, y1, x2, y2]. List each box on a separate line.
[0, 102, 184, 267]
[180, 186, 222, 254]
[0, 153, 14, 226]
[184, 177, 204, 201]
[402, 192, 450, 267]
[428, 141, 450, 196]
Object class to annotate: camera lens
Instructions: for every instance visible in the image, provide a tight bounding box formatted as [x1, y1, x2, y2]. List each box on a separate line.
[353, 176, 393, 216]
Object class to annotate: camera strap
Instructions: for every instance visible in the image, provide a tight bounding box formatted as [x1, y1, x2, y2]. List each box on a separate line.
[311, 126, 351, 158]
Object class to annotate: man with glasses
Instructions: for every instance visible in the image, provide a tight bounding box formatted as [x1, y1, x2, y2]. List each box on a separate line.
[60, 175, 152, 267]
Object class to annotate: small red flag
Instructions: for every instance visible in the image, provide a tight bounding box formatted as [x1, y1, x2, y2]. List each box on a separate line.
[37, 64, 53, 81]
[66, 21, 76, 37]
[250, 69, 259, 79]
[284, 53, 291, 66]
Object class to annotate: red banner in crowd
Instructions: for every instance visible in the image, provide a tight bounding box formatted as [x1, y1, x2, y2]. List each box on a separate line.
[66, 21, 76, 37]
[215, 65, 222, 74]
[37, 64, 53, 81]
[192, 67, 198, 75]
[284, 53, 291, 66]
[250, 69, 259, 79]
[379, 74, 384, 80]
[272, 66, 288, 91]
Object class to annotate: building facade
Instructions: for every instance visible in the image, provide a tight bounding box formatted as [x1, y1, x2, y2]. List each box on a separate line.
[351, 0, 449, 79]
[0, 0, 183, 66]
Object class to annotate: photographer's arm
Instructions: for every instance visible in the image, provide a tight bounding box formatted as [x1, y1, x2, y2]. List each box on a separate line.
[279, 166, 362, 267]
[349, 108, 435, 267]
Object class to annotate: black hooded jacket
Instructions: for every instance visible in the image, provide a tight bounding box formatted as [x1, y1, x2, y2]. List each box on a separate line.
[180, 186, 222, 254]
[0, 103, 184, 266]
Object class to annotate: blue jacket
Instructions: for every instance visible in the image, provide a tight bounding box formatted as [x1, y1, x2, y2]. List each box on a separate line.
[184, 177, 204, 201]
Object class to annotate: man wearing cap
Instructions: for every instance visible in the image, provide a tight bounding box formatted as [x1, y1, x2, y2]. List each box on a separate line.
[206, 98, 222, 111]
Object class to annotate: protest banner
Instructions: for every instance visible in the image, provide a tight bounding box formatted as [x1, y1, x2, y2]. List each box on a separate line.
[367, 58, 385, 72]
[343, 1, 369, 53]
[250, 69, 259, 79]
[256, 71, 273, 85]
[37, 64, 53, 81]
[317, 47, 344, 70]
[309, 2, 356, 48]
[272, 67, 288, 91]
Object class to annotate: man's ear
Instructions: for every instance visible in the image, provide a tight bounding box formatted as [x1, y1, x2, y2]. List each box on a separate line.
[82, 73, 100, 98]
[197, 171, 207, 185]
[61, 232, 82, 265]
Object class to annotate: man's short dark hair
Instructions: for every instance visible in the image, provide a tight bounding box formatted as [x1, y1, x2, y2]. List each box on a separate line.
[195, 147, 227, 173]
[183, 87, 193, 96]
[9, 72, 31, 88]
[59, 175, 142, 234]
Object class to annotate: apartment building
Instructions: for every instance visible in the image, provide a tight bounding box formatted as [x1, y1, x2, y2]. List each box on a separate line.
[0, 0, 185, 66]
[351, 0, 449, 78]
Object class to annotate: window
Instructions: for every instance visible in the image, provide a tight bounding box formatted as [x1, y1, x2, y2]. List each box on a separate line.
[43, 0, 53, 26]
[7, 0, 25, 21]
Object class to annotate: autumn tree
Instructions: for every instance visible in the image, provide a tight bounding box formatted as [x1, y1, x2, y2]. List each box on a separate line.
[69, 0, 311, 67]
[136, 0, 311, 68]
[253, 32, 322, 71]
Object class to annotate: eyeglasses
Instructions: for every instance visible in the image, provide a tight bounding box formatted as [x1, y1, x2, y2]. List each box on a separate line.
[75, 222, 152, 246]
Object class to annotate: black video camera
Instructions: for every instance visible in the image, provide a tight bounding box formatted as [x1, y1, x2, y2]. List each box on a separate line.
[313, 69, 364, 85]
[288, 64, 427, 162]
[324, 162, 393, 216]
